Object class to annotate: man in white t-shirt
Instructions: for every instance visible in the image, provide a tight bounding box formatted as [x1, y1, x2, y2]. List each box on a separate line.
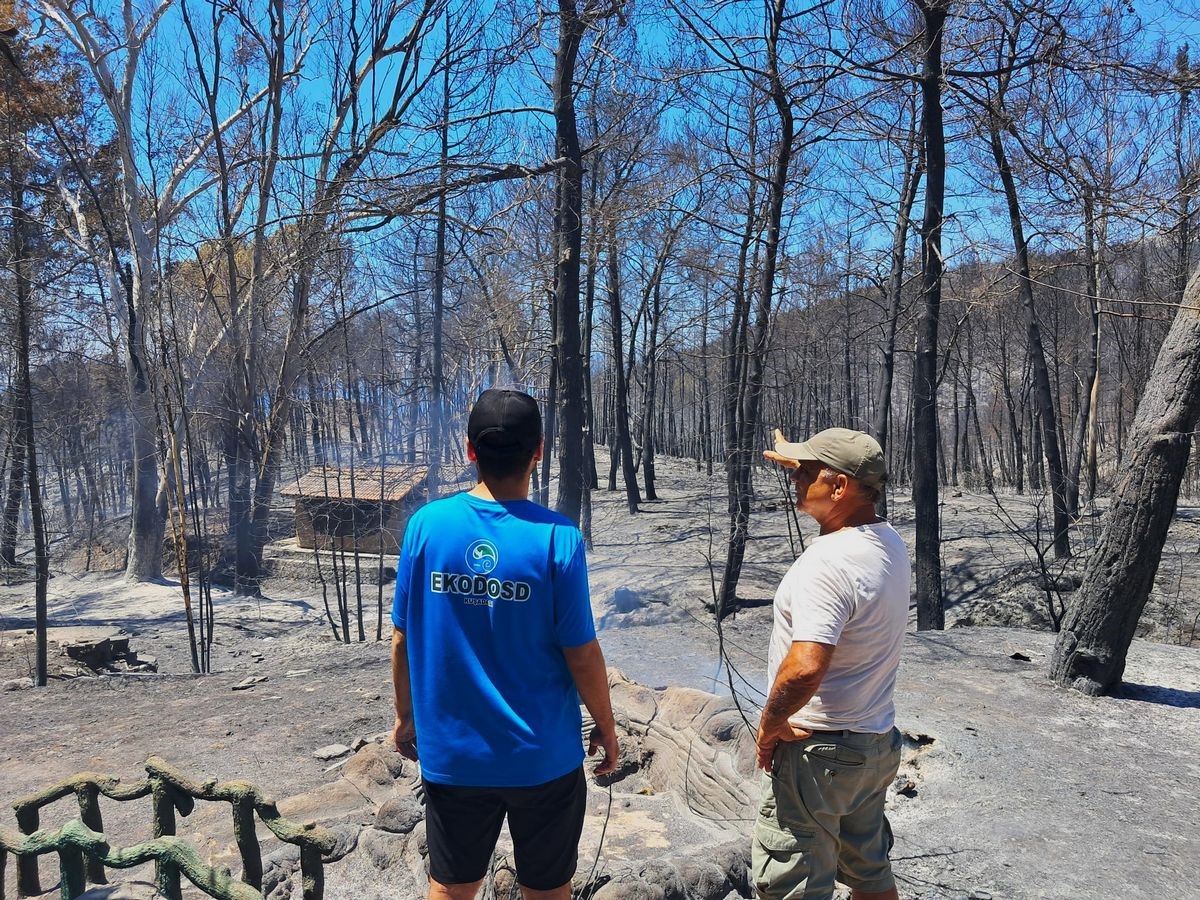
[753, 427, 910, 900]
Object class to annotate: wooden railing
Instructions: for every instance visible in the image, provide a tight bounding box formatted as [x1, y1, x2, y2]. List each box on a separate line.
[1, 756, 337, 900]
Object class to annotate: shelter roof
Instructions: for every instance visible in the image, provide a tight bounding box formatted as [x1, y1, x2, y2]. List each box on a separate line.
[280, 465, 428, 502]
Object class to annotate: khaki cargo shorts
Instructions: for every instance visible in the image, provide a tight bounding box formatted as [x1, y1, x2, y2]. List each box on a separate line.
[752, 727, 902, 899]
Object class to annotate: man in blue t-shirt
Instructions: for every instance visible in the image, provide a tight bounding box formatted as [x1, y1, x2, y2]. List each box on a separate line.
[390, 388, 618, 900]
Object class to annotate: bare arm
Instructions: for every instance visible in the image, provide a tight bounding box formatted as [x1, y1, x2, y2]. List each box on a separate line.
[756, 641, 835, 769]
[563, 639, 618, 776]
[390, 627, 417, 760]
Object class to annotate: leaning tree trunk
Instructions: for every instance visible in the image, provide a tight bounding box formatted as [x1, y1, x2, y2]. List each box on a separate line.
[987, 115, 1071, 559]
[1049, 266, 1200, 695]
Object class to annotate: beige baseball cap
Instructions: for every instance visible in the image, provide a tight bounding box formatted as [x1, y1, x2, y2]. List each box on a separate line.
[763, 427, 887, 489]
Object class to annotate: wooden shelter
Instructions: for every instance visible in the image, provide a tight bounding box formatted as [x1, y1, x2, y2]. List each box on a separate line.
[280, 465, 428, 554]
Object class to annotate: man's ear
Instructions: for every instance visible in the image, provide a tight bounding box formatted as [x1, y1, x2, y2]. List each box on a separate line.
[532, 437, 545, 464]
[466, 439, 478, 463]
[834, 473, 850, 500]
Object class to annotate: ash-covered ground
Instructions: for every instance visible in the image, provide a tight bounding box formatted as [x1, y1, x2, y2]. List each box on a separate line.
[2, 453, 1199, 898]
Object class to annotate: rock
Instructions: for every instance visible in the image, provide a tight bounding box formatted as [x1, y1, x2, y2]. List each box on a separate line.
[674, 859, 734, 900]
[132, 654, 158, 670]
[701, 709, 750, 745]
[313, 743, 352, 761]
[707, 840, 751, 896]
[232, 675, 268, 691]
[969, 892, 993, 900]
[3, 677, 33, 691]
[261, 844, 300, 899]
[76, 880, 159, 899]
[893, 774, 918, 797]
[285, 669, 313, 677]
[344, 743, 405, 797]
[351, 736, 368, 752]
[592, 876, 665, 899]
[325, 822, 362, 862]
[402, 820, 429, 873]
[60, 665, 94, 679]
[358, 827, 410, 871]
[637, 860, 687, 899]
[375, 794, 424, 835]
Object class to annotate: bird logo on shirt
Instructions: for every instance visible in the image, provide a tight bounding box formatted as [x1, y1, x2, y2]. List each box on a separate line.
[466, 540, 499, 575]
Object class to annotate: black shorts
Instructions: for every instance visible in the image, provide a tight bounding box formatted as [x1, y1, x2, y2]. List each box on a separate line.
[423, 766, 586, 891]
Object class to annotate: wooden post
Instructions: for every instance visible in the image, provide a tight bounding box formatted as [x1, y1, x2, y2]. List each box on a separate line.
[231, 796, 262, 889]
[150, 777, 179, 897]
[75, 785, 106, 884]
[14, 805, 40, 897]
[155, 860, 183, 900]
[57, 845, 86, 900]
[300, 843, 324, 900]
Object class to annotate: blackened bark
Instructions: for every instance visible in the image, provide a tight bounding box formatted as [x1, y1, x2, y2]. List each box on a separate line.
[987, 117, 1071, 558]
[1050, 266, 1200, 694]
[429, 10, 451, 498]
[551, 0, 589, 525]
[1068, 187, 1101, 514]
[7, 131, 48, 683]
[910, 0, 948, 631]
[124, 262, 167, 582]
[641, 279, 662, 501]
[1, 395, 25, 565]
[606, 239, 640, 513]
[716, 109, 758, 618]
[717, 0, 793, 618]
[869, 105, 923, 513]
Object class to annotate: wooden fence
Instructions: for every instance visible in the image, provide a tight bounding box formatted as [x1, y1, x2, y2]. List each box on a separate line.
[0, 756, 336, 900]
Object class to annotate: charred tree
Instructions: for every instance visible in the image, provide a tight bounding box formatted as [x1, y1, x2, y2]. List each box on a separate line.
[910, 0, 948, 631]
[870, 98, 923, 518]
[986, 114, 1071, 558]
[606, 237, 641, 513]
[717, 0, 794, 618]
[550, 0, 598, 525]
[1050, 266, 1200, 694]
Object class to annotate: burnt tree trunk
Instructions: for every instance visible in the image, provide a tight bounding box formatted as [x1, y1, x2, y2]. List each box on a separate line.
[606, 237, 640, 513]
[641, 279, 662, 501]
[910, 0, 948, 631]
[1068, 186, 1102, 514]
[987, 116, 1071, 558]
[717, 0, 793, 618]
[5, 110, 49, 683]
[870, 105, 923, 518]
[550, 0, 589, 525]
[428, 10, 451, 497]
[1050, 266, 1200, 694]
[1, 394, 25, 566]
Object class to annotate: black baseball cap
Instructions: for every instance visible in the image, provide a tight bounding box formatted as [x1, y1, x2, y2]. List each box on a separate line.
[467, 389, 542, 454]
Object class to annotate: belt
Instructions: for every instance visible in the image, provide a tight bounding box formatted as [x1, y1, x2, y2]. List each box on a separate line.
[807, 728, 853, 737]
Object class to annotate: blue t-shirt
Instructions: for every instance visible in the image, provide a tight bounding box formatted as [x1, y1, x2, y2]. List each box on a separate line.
[391, 491, 596, 787]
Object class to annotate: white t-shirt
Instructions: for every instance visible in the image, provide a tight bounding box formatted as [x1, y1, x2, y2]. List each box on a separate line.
[765, 521, 910, 733]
